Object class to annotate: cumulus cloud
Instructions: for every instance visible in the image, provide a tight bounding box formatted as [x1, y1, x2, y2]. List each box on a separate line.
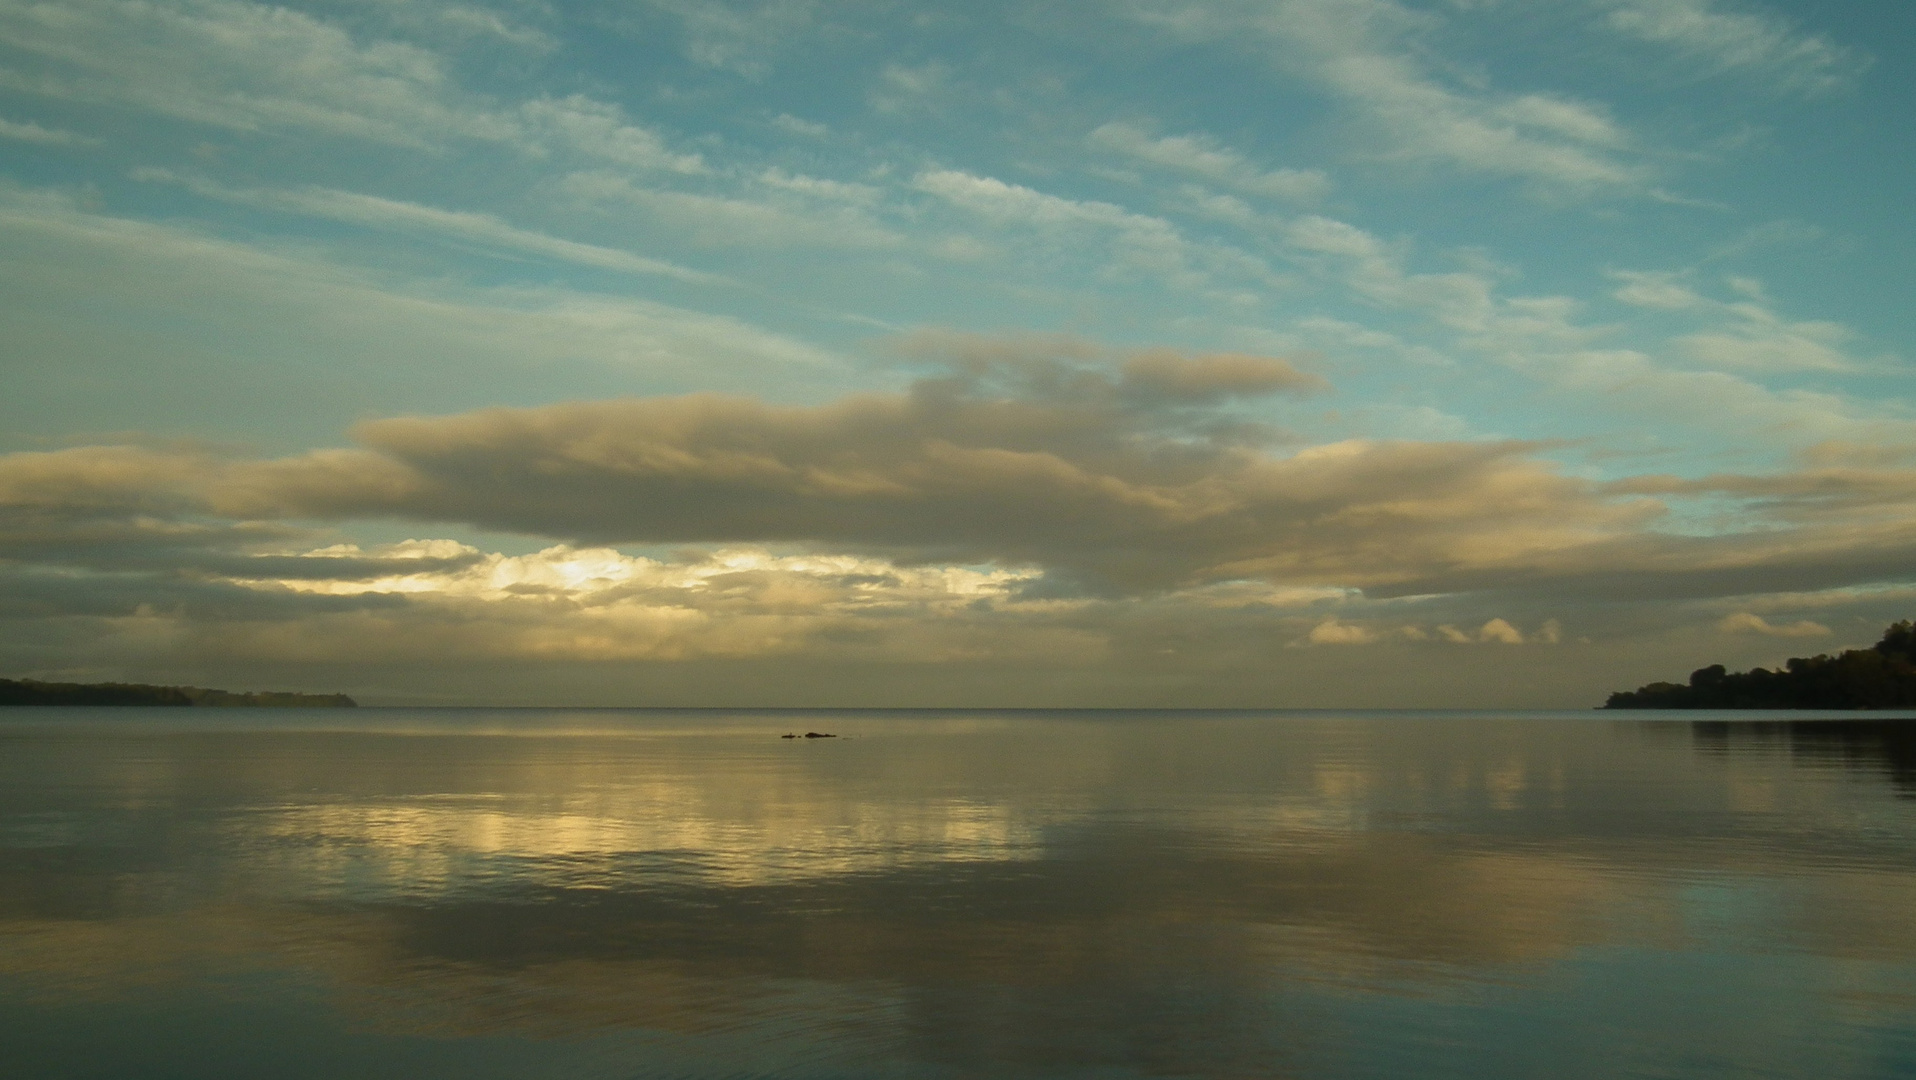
[9, 337, 1916, 611]
[1303, 616, 1554, 646]
[16, 343, 1916, 609]
[6, 426, 1914, 705]
[1477, 618, 1525, 644]
[1307, 617, 1377, 645]
[1431, 619, 1528, 644]
[206, 394, 1650, 596]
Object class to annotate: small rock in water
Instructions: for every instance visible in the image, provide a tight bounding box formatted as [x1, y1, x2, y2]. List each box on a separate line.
[803, 731, 836, 739]
[780, 733, 797, 739]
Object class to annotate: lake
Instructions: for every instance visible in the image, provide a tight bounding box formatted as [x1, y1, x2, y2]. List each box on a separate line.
[3, 708, 1914, 1079]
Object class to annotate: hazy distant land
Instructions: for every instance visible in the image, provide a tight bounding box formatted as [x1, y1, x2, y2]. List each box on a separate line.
[13, 619, 1916, 712]
[0, 679, 356, 708]
[1606, 621, 1916, 710]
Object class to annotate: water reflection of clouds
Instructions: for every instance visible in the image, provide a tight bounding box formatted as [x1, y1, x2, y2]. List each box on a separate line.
[246, 794, 1044, 898]
[4, 714, 1916, 1076]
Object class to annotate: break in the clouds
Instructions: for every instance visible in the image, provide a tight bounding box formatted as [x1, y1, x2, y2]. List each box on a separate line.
[0, 0, 1910, 704]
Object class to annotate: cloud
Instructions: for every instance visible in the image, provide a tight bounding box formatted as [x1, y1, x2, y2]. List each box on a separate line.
[1611, 270, 1708, 311]
[560, 171, 907, 252]
[1089, 121, 1331, 201]
[1608, 272, 1871, 374]
[1607, 465, 1916, 522]
[1119, 349, 1329, 401]
[1676, 317, 1859, 374]
[1303, 615, 1550, 646]
[134, 170, 725, 283]
[0, 0, 703, 166]
[9, 427, 1916, 705]
[0, 115, 95, 145]
[1115, 0, 1647, 194]
[1718, 611, 1831, 637]
[118, 424, 1660, 600]
[1600, 0, 1869, 95]
[1269, 225, 1899, 451]
[0, 0, 486, 145]
[1477, 617, 1524, 644]
[1306, 617, 1377, 644]
[516, 96, 708, 173]
[0, 337, 1665, 599]
[19, 347, 1916, 608]
[771, 113, 829, 137]
[209, 542, 1083, 665]
[870, 60, 954, 112]
[0, 185, 844, 400]
[915, 169, 1173, 234]
[636, 0, 825, 77]
[912, 169, 1279, 291]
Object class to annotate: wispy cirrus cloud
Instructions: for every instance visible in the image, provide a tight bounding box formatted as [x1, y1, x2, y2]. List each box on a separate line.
[1599, 0, 1870, 96]
[0, 185, 845, 423]
[912, 169, 1284, 291]
[0, 115, 95, 145]
[1089, 121, 1331, 201]
[1610, 271, 1871, 373]
[561, 170, 908, 252]
[0, 0, 705, 168]
[1113, 0, 1647, 194]
[133, 169, 726, 283]
[635, 0, 830, 78]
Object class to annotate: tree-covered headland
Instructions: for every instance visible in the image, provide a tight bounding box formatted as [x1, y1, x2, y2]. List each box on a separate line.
[0, 679, 356, 707]
[1605, 621, 1916, 709]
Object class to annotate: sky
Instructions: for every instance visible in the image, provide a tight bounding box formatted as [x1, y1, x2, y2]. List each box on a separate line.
[1, 0, 1912, 706]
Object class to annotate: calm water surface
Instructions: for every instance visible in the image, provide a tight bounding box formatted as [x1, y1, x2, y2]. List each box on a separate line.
[3, 708, 1914, 1079]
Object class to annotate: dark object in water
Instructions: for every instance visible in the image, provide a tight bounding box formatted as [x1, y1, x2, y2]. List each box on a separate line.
[804, 732, 836, 738]
[781, 733, 797, 739]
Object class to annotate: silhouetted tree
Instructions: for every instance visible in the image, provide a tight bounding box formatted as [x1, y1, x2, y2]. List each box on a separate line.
[1605, 621, 1916, 709]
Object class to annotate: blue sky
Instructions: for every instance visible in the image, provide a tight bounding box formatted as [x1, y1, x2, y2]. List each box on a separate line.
[1, 0, 1912, 705]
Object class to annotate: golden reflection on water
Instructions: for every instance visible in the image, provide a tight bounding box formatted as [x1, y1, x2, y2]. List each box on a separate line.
[3, 711, 1916, 1078]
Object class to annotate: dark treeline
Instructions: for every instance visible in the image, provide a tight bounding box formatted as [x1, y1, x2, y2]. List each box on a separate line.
[0, 679, 356, 707]
[1606, 621, 1916, 709]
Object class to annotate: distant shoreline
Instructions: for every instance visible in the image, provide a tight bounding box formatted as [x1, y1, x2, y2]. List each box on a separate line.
[1605, 620, 1916, 710]
[0, 678, 356, 708]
